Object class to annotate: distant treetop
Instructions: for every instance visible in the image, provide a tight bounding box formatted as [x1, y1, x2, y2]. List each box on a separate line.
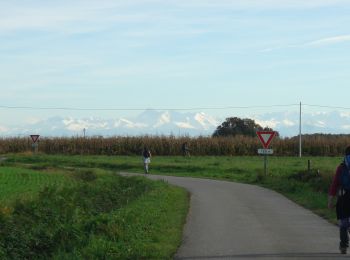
[212, 117, 278, 137]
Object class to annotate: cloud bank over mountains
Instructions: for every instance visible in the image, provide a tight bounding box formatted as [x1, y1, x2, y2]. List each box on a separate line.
[0, 110, 350, 137]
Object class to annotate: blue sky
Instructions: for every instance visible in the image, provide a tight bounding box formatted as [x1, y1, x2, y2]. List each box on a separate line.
[1, 0, 350, 128]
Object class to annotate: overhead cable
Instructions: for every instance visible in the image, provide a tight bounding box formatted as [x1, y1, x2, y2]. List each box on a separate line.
[0, 104, 299, 111]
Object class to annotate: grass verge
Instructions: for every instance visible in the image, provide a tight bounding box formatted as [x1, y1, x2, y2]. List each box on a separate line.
[0, 161, 189, 259]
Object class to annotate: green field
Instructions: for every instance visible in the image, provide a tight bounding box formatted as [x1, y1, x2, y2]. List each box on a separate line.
[0, 154, 342, 258]
[0, 155, 189, 259]
[0, 166, 77, 204]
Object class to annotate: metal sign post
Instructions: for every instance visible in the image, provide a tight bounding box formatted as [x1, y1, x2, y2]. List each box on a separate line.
[258, 149, 273, 176]
[264, 154, 267, 176]
[256, 131, 276, 176]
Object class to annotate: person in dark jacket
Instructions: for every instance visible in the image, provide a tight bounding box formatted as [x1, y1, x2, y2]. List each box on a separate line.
[181, 142, 190, 157]
[142, 147, 151, 174]
[328, 146, 350, 254]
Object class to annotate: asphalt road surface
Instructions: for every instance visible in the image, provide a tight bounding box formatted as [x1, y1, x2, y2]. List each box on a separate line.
[121, 173, 345, 259]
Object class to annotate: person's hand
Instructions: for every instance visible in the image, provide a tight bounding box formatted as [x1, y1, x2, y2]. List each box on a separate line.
[328, 196, 335, 209]
[328, 201, 334, 209]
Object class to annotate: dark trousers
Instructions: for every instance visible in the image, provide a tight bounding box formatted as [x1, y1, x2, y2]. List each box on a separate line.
[340, 218, 350, 248]
[337, 192, 350, 248]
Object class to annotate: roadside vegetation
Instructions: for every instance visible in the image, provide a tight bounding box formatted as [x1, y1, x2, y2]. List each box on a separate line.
[2, 154, 340, 223]
[0, 157, 189, 259]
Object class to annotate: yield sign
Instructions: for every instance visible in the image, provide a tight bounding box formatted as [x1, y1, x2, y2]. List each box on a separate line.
[30, 135, 40, 143]
[256, 131, 276, 149]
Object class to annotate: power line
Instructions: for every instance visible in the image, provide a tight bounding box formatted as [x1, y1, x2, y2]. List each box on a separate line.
[0, 104, 299, 111]
[303, 104, 350, 110]
[2, 103, 350, 111]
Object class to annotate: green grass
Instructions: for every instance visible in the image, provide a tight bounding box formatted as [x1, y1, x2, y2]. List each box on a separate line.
[0, 156, 189, 259]
[4, 153, 339, 177]
[58, 181, 189, 259]
[4, 153, 339, 222]
[0, 166, 76, 204]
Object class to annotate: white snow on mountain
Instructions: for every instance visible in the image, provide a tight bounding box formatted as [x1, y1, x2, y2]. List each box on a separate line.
[1, 110, 350, 137]
[153, 112, 171, 128]
[0, 125, 8, 133]
[114, 118, 147, 129]
[254, 118, 279, 129]
[174, 120, 196, 129]
[340, 112, 350, 118]
[194, 112, 219, 130]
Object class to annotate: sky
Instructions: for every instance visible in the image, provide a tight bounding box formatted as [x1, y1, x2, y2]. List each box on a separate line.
[1, 0, 350, 129]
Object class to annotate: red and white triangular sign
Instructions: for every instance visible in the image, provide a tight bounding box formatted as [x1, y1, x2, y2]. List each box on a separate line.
[256, 131, 276, 148]
[30, 135, 40, 143]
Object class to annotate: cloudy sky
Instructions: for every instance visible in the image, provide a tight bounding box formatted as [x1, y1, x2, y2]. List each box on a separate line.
[1, 0, 350, 132]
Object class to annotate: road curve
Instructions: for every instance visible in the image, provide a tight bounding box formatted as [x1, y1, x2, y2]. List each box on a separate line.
[121, 173, 344, 260]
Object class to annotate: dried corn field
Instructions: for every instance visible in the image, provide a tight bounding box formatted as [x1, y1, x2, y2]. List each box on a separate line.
[1, 134, 350, 156]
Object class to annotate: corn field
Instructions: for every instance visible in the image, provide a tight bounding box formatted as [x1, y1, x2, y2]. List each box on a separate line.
[1, 134, 349, 156]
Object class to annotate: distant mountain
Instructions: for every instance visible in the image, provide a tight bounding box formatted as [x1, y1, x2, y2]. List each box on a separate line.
[252, 111, 350, 137]
[1, 110, 350, 137]
[0, 110, 220, 137]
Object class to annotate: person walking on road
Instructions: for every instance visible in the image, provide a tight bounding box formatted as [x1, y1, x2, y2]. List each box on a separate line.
[328, 145, 350, 254]
[182, 142, 190, 157]
[142, 147, 151, 174]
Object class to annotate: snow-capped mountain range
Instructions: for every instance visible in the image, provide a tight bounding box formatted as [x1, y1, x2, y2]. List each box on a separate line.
[1, 110, 350, 137]
[0, 111, 220, 137]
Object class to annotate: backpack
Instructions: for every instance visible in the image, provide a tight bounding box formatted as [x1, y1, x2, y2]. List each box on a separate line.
[340, 163, 350, 191]
[143, 150, 150, 158]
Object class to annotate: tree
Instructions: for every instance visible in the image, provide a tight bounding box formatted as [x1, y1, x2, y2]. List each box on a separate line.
[212, 117, 277, 137]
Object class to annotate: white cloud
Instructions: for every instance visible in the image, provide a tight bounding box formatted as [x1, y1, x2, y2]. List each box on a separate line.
[0, 1, 152, 33]
[259, 34, 350, 53]
[175, 0, 349, 9]
[254, 119, 279, 128]
[282, 119, 295, 127]
[2, 0, 348, 34]
[304, 35, 350, 47]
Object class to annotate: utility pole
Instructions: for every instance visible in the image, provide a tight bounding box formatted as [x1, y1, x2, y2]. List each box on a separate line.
[299, 102, 302, 158]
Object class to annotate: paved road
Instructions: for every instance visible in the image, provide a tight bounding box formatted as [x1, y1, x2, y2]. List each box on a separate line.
[122, 173, 345, 259]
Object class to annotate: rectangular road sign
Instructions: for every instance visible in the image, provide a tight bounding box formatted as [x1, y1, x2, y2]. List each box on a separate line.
[258, 149, 273, 155]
